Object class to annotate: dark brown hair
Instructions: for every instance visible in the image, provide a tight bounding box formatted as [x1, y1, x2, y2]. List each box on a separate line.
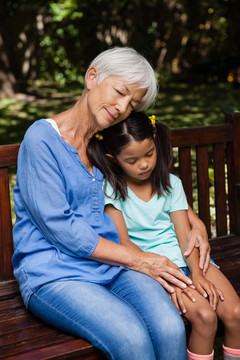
[87, 111, 173, 200]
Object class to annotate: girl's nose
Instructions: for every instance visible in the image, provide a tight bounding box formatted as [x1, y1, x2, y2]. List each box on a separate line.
[139, 160, 148, 170]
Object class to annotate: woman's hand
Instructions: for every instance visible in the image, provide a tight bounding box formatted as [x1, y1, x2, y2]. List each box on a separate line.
[184, 206, 211, 275]
[170, 285, 196, 315]
[191, 273, 224, 310]
[133, 251, 193, 294]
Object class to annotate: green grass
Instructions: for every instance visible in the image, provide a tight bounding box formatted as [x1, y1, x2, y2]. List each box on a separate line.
[153, 81, 240, 128]
[0, 81, 239, 145]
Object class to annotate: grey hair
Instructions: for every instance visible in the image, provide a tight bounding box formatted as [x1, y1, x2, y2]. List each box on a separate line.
[85, 47, 158, 111]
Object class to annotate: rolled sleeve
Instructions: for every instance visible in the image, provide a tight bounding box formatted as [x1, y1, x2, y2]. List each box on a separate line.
[17, 124, 99, 258]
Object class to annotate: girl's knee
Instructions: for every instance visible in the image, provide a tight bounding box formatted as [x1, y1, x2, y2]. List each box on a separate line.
[191, 305, 217, 336]
[221, 300, 240, 328]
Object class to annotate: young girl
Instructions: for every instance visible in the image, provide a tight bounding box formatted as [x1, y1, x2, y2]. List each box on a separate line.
[87, 111, 240, 360]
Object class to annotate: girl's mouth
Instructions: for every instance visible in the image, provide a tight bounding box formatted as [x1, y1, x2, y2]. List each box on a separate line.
[139, 170, 151, 177]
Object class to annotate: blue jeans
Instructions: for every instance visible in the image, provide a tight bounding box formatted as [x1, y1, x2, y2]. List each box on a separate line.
[28, 270, 187, 360]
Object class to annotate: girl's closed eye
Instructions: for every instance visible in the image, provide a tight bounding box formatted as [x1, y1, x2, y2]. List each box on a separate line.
[127, 160, 136, 165]
[123, 157, 137, 165]
[146, 149, 154, 157]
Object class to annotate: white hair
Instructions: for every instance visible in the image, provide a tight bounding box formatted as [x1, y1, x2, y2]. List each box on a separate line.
[85, 47, 158, 111]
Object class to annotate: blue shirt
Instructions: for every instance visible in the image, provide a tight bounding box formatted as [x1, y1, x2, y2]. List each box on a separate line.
[104, 174, 188, 267]
[13, 120, 124, 307]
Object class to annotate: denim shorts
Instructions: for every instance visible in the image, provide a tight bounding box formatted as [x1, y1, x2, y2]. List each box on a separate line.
[180, 259, 219, 277]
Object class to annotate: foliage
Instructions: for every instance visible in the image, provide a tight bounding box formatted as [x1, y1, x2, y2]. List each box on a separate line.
[1, 0, 240, 91]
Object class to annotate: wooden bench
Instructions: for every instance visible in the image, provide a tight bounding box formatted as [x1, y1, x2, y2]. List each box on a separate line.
[0, 113, 240, 359]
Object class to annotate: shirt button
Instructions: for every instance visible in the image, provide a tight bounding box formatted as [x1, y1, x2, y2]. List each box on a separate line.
[94, 201, 98, 205]
[94, 189, 98, 194]
[92, 178, 95, 182]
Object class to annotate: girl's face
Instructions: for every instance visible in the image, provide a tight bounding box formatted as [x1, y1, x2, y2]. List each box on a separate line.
[116, 138, 157, 183]
[86, 69, 146, 130]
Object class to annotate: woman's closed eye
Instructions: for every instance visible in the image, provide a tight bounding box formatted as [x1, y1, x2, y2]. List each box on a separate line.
[114, 88, 135, 110]
[115, 88, 124, 96]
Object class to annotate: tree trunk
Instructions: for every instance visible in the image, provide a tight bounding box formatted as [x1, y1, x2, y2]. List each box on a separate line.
[0, 1, 19, 97]
[0, 33, 18, 97]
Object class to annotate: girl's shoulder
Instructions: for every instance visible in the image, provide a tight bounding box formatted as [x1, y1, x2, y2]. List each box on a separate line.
[169, 173, 182, 186]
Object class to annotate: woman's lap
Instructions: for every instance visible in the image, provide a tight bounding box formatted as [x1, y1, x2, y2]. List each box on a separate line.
[28, 270, 187, 360]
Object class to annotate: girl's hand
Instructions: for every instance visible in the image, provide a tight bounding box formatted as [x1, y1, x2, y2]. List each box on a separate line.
[184, 229, 210, 276]
[135, 252, 193, 294]
[170, 285, 196, 315]
[191, 273, 224, 310]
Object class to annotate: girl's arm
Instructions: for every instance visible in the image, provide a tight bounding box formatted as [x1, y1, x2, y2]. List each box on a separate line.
[185, 205, 210, 275]
[170, 210, 222, 310]
[105, 204, 142, 252]
[90, 204, 193, 294]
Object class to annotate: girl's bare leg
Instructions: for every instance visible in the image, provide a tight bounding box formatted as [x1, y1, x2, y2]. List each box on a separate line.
[204, 264, 240, 349]
[181, 289, 217, 354]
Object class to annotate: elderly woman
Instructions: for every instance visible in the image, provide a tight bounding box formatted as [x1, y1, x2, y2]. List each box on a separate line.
[13, 47, 209, 360]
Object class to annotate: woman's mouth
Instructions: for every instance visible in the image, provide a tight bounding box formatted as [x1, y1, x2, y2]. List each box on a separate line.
[105, 109, 116, 122]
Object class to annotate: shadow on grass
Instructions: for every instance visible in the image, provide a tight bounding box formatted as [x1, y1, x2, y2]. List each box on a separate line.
[151, 81, 239, 128]
[0, 81, 239, 145]
[0, 86, 80, 144]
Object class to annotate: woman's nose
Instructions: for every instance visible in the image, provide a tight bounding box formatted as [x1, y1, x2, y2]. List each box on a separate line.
[116, 97, 130, 114]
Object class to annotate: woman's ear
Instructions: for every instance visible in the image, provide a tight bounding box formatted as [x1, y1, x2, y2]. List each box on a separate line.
[85, 66, 98, 89]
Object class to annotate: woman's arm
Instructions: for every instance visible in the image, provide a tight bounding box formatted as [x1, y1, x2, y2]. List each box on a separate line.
[170, 210, 201, 275]
[185, 205, 211, 275]
[90, 235, 193, 294]
[89, 204, 193, 294]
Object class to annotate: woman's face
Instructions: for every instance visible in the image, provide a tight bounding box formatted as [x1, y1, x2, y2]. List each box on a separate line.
[86, 71, 146, 130]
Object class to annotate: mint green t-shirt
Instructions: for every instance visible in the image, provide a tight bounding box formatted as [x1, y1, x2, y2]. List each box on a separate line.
[104, 174, 188, 268]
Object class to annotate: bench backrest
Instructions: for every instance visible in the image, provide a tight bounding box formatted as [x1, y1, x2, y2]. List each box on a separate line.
[0, 113, 240, 281]
[0, 144, 19, 281]
[170, 113, 240, 239]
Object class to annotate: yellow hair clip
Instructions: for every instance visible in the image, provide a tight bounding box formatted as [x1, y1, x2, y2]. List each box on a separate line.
[95, 133, 103, 140]
[149, 115, 156, 127]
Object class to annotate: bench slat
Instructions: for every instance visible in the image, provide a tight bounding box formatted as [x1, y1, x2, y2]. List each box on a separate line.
[0, 168, 14, 281]
[196, 145, 211, 236]
[213, 143, 227, 236]
[4, 339, 105, 360]
[170, 123, 232, 147]
[178, 147, 193, 207]
[0, 144, 19, 167]
[226, 113, 240, 233]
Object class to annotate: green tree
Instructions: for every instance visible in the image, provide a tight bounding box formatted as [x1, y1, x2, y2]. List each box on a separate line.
[1, 0, 240, 96]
